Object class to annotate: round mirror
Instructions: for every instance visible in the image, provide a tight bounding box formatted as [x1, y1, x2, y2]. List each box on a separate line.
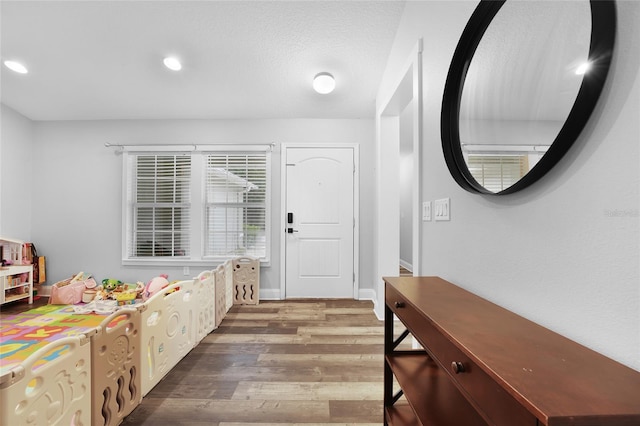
[441, 0, 616, 195]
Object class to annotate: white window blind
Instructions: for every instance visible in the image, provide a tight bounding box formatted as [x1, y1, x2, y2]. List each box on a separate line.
[127, 154, 191, 258]
[204, 153, 267, 259]
[123, 146, 271, 264]
[467, 155, 529, 193]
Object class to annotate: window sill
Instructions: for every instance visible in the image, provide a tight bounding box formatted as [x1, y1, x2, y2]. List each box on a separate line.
[122, 257, 270, 268]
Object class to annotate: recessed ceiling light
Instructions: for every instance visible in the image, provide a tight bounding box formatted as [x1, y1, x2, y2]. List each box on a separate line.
[4, 60, 28, 74]
[313, 72, 335, 94]
[575, 62, 590, 75]
[163, 57, 182, 71]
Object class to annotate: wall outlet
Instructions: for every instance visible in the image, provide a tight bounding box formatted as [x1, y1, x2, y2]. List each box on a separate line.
[434, 198, 450, 221]
[422, 201, 431, 221]
[183, 266, 190, 276]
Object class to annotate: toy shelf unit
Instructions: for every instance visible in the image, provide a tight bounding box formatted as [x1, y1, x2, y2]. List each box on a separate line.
[0, 237, 24, 266]
[1, 265, 33, 306]
[0, 237, 34, 306]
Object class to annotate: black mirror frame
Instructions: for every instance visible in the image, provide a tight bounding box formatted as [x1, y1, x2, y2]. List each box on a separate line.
[441, 0, 616, 195]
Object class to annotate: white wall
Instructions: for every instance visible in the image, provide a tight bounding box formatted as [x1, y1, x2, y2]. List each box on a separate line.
[29, 119, 375, 298]
[376, 1, 640, 371]
[0, 104, 34, 240]
[399, 103, 414, 270]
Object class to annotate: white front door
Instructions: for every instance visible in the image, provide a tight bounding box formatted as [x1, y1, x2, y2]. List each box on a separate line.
[285, 147, 355, 298]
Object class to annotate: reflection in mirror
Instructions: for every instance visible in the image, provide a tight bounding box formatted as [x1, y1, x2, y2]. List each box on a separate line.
[441, 0, 616, 195]
[460, 1, 590, 193]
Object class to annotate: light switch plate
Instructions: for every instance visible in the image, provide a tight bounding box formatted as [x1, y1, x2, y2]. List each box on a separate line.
[422, 201, 431, 221]
[434, 198, 450, 221]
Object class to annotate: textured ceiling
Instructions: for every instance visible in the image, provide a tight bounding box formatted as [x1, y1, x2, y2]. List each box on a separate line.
[0, 1, 405, 121]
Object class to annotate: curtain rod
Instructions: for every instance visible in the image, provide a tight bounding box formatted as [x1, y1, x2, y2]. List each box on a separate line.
[105, 142, 276, 152]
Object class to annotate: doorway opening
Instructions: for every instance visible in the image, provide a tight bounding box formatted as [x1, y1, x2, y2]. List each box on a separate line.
[374, 40, 423, 318]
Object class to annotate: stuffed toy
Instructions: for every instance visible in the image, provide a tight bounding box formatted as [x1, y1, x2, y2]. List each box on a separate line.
[94, 288, 109, 301]
[143, 274, 169, 300]
[102, 278, 122, 292]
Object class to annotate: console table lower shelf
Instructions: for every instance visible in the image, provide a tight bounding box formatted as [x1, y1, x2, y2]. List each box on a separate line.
[383, 276, 640, 426]
[385, 351, 487, 425]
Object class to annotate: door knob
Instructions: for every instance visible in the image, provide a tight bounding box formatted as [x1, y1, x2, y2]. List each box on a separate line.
[287, 228, 299, 234]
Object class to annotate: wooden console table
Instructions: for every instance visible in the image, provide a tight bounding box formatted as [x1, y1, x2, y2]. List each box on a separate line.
[383, 276, 640, 425]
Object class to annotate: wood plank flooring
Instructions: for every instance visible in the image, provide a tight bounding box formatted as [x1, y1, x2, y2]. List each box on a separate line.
[0, 295, 47, 317]
[122, 299, 385, 425]
[399, 266, 412, 277]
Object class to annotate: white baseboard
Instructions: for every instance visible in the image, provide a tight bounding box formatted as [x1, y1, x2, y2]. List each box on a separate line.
[360, 288, 382, 321]
[259, 288, 282, 300]
[373, 299, 384, 321]
[399, 259, 413, 272]
[358, 288, 376, 302]
[260, 288, 378, 303]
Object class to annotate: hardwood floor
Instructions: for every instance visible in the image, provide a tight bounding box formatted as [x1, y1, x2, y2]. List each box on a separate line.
[399, 266, 412, 277]
[0, 295, 47, 317]
[122, 299, 385, 425]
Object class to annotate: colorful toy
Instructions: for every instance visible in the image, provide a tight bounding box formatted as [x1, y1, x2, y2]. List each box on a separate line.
[115, 291, 137, 306]
[94, 280, 144, 305]
[94, 288, 109, 301]
[143, 274, 169, 300]
[101, 278, 122, 292]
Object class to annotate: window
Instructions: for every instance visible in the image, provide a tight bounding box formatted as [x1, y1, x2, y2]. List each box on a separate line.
[466, 155, 529, 193]
[127, 154, 191, 258]
[204, 153, 267, 259]
[123, 146, 271, 265]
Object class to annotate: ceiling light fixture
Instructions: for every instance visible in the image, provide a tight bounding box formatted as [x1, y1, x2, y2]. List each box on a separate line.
[4, 60, 28, 74]
[313, 72, 335, 94]
[575, 62, 590, 75]
[163, 57, 182, 71]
